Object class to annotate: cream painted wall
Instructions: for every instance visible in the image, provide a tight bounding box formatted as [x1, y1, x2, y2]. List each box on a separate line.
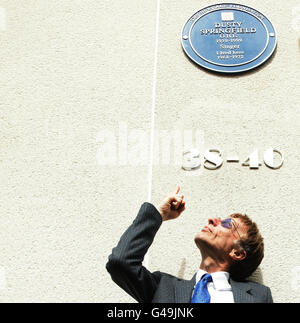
[0, 0, 299, 302]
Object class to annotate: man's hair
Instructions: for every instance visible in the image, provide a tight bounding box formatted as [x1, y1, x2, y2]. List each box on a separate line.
[229, 213, 264, 281]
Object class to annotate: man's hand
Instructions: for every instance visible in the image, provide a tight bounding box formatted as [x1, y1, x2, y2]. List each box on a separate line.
[156, 186, 186, 221]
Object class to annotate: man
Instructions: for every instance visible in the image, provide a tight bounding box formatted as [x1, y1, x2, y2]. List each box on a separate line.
[106, 186, 273, 303]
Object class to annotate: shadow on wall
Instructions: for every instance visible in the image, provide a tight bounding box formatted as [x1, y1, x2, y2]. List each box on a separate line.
[248, 267, 264, 284]
[177, 258, 187, 279]
[177, 257, 264, 285]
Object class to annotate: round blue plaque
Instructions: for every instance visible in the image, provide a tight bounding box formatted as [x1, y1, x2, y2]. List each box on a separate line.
[181, 3, 277, 73]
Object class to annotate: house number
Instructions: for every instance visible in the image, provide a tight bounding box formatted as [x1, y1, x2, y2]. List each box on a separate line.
[182, 148, 283, 171]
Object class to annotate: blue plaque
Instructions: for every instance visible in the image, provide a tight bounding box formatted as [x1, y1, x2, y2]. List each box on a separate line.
[181, 3, 277, 73]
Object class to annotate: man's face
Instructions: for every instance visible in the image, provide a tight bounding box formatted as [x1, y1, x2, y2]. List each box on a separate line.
[194, 217, 247, 256]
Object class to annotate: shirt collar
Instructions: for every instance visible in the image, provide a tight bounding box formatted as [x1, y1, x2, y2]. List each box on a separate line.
[196, 269, 232, 291]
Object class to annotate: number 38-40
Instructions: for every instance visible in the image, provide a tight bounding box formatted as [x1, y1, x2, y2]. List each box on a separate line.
[182, 148, 283, 171]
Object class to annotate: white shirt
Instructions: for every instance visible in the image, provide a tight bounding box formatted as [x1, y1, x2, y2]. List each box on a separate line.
[192, 269, 234, 303]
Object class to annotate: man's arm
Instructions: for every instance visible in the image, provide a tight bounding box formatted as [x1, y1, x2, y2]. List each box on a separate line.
[106, 186, 185, 303]
[106, 202, 163, 302]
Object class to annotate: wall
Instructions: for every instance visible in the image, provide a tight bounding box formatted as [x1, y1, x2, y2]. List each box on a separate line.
[0, 0, 299, 302]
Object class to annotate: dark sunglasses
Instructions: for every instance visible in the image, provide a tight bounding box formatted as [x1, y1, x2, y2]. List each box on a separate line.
[220, 218, 242, 240]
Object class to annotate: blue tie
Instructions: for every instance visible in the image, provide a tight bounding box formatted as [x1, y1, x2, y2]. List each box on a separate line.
[191, 273, 213, 303]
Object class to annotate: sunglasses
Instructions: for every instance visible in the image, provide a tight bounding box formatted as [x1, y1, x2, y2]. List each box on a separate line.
[220, 218, 242, 240]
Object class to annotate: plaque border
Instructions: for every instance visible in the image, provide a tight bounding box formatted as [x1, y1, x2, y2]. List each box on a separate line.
[181, 3, 277, 73]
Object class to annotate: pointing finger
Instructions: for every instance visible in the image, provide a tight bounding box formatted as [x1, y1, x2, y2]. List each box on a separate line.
[174, 185, 180, 194]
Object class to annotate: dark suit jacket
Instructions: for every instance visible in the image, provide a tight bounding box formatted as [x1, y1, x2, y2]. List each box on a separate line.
[106, 202, 273, 303]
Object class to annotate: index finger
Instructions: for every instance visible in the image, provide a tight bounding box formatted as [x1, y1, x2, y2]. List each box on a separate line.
[174, 185, 180, 194]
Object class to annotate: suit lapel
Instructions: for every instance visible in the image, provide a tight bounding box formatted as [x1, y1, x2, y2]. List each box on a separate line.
[174, 274, 197, 303]
[230, 279, 254, 303]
